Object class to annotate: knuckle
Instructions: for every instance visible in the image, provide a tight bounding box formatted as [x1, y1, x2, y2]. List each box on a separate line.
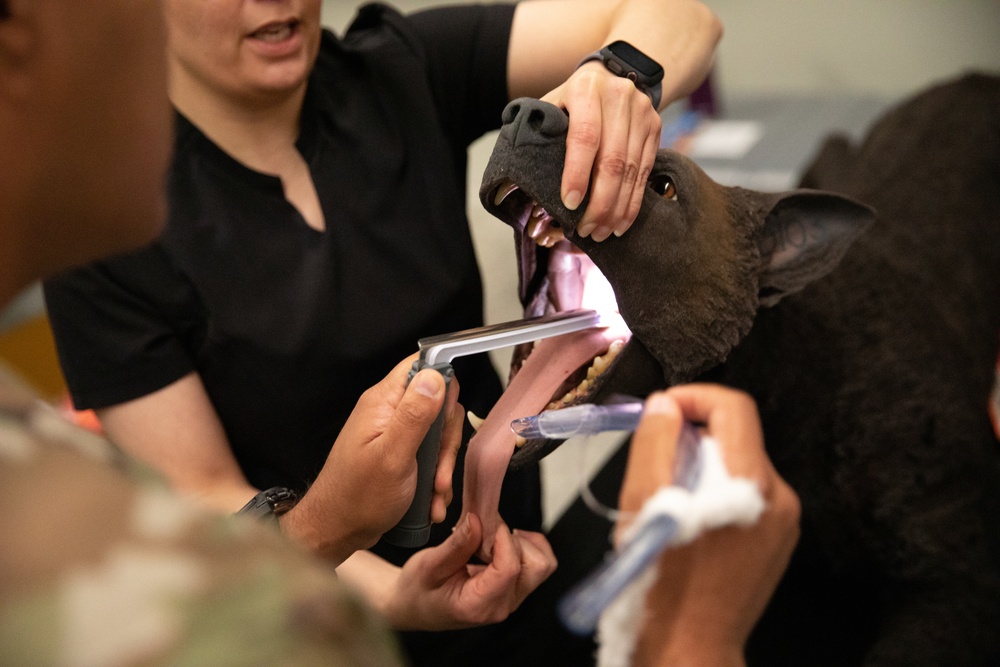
[638, 164, 653, 185]
[568, 121, 601, 151]
[397, 399, 428, 426]
[606, 74, 636, 95]
[621, 161, 640, 187]
[598, 153, 628, 179]
[648, 112, 663, 134]
[357, 385, 378, 408]
[772, 482, 802, 525]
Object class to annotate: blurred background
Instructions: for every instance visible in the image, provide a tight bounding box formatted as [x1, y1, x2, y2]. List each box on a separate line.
[3, 0, 998, 525]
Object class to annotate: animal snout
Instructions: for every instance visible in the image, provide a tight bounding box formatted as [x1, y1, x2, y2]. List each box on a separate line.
[500, 98, 569, 148]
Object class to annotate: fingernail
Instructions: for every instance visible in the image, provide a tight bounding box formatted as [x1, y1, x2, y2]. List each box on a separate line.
[613, 220, 633, 237]
[413, 370, 441, 398]
[591, 226, 612, 242]
[563, 190, 583, 211]
[645, 392, 675, 415]
[577, 221, 596, 238]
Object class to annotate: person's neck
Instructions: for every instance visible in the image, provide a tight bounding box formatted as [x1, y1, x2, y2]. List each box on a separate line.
[171, 77, 307, 174]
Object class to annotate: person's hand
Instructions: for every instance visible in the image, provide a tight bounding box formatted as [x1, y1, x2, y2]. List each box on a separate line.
[281, 353, 464, 565]
[541, 63, 662, 242]
[619, 384, 801, 667]
[382, 513, 558, 630]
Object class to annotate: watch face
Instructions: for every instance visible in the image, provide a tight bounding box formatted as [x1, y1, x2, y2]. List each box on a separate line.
[606, 40, 663, 80]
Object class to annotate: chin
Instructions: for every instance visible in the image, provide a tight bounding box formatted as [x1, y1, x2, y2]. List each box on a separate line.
[254, 49, 317, 92]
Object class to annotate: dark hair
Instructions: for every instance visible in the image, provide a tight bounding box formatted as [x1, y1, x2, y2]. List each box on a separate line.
[0, 1, 8, 19]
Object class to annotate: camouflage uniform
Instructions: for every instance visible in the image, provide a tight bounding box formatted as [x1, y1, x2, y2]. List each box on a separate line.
[0, 364, 404, 667]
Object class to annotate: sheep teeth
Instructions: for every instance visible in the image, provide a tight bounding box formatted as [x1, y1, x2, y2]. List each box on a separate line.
[467, 411, 484, 432]
[542, 338, 626, 413]
[527, 217, 545, 239]
[494, 181, 519, 206]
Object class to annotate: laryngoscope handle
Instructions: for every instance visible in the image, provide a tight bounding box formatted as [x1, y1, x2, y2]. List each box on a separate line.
[381, 360, 453, 548]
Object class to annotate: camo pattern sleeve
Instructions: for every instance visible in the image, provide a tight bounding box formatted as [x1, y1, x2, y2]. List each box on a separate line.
[0, 365, 404, 667]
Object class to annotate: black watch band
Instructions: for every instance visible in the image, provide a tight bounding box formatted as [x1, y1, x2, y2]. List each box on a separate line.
[235, 486, 300, 524]
[578, 40, 664, 109]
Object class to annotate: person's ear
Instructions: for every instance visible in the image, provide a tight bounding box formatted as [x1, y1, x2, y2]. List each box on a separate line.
[0, 1, 36, 100]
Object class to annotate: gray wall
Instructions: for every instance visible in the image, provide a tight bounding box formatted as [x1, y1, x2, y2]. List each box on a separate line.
[325, 1, 1000, 98]
[324, 0, 1000, 331]
[323, 0, 1000, 350]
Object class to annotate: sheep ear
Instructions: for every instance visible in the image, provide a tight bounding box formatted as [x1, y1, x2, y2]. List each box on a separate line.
[757, 191, 875, 307]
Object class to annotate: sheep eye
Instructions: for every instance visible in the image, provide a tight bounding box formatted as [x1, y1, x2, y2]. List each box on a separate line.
[651, 174, 678, 201]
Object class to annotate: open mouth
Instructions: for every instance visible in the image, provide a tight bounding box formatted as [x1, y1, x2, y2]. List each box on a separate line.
[462, 177, 632, 559]
[476, 180, 633, 469]
[248, 19, 300, 43]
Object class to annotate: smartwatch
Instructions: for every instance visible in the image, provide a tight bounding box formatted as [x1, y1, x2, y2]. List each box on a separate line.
[578, 40, 664, 109]
[236, 486, 300, 524]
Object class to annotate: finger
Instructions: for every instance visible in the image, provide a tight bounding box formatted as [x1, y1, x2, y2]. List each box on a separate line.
[615, 117, 660, 238]
[556, 81, 602, 219]
[619, 392, 684, 515]
[577, 93, 632, 241]
[382, 368, 446, 462]
[511, 529, 558, 594]
[475, 524, 521, 599]
[415, 513, 483, 588]
[666, 384, 767, 480]
[510, 528, 556, 563]
[595, 97, 650, 240]
[352, 353, 422, 422]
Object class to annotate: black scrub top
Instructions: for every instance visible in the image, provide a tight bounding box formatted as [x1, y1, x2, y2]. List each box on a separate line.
[44, 3, 541, 550]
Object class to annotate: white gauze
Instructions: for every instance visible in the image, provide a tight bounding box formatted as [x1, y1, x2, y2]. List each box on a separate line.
[595, 436, 765, 667]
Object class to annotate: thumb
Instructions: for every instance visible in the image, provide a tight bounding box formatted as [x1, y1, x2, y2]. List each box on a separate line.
[385, 368, 447, 454]
[417, 513, 483, 587]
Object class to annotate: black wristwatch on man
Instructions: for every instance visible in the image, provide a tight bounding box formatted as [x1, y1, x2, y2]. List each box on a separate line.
[578, 40, 665, 109]
[236, 486, 300, 525]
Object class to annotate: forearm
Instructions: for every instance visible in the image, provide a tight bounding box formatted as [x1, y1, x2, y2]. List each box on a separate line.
[509, 0, 722, 110]
[96, 373, 258, 514]
[335, 550, 404, 623]
[277, 489, 369, 567]
[596, 0, 722, 109]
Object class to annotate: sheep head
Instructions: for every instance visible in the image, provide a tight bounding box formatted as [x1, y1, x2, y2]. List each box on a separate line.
[479, 98, 875, 469]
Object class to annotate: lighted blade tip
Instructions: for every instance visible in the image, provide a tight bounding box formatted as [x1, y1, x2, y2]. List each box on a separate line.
[595, 311, 626, 328]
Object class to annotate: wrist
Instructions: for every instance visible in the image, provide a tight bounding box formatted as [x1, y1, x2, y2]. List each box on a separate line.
[336, 551, 408, 626]
[576, 40, 664, 110]
[234, 486, 299, 523]
[278, 495, 367, 566]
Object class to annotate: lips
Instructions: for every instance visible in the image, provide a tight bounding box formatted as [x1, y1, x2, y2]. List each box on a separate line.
[247, 19, 299, 43]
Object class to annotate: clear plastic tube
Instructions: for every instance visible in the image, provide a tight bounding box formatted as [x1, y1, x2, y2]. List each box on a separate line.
[557, 422, 704, 635]
[510, 402, 645, 439]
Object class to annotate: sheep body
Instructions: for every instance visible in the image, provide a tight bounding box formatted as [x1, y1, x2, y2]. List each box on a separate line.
[478, 72, 1000, 665]
[710, 72, 1000, 665]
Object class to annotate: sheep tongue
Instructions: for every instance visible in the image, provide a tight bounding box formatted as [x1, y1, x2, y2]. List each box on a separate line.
[462, 327, 614, 560]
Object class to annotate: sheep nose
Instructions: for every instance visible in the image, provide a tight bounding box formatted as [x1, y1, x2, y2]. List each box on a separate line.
[500, 98, 569, 148]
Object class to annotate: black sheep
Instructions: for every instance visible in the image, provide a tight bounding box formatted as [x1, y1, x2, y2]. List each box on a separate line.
[474, 72, 1000, 664]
